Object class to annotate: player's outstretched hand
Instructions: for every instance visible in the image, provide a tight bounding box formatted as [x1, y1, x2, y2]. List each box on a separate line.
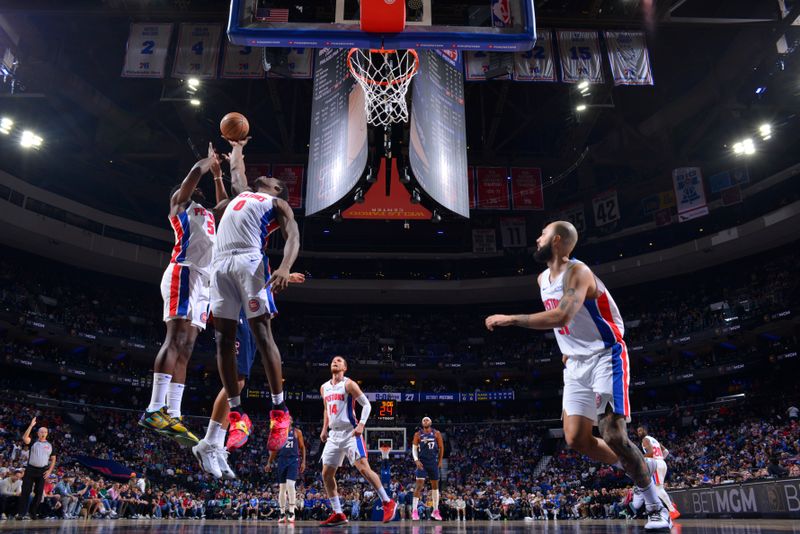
[352, 422, 365, 438]
[223, 136, 252, 149]
[268, 268, 291, 293]
[485, 314, 513, 331]
[29, 416, 37, 427]
[289, 272, 306, 284]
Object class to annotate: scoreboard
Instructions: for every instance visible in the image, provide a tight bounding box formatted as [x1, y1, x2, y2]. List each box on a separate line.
[376, 400, 398, 423]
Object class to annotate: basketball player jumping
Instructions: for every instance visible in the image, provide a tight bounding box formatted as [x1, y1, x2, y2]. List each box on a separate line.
[266, 416, 306, 524]
[319, 356, 398, 526]
[411, 417, 444, 521]
[637, 425, 680, 519]
[139, 143, 223, 446]
[209, 139, 299, 452]
[485, 221, 672, 530]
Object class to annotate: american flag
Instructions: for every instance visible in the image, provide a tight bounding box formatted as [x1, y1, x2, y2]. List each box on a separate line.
[256, 8, 290, 23]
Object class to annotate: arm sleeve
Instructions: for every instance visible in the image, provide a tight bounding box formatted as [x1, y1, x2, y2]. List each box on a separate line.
[355, 394, 371, 424]
[412, 444, 419, 462]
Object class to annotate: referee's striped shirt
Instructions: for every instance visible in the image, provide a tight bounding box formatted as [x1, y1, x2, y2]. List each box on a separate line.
[28, 441, 53, 468]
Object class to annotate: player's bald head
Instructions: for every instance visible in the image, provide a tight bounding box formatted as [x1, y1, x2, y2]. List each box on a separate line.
[550, 221, 578, 254]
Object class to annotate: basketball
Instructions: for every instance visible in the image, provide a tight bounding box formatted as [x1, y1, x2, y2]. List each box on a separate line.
[220, 112, 249, 141]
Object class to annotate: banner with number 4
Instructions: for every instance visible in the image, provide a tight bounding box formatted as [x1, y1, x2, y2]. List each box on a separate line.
[172, 23, 222, 79]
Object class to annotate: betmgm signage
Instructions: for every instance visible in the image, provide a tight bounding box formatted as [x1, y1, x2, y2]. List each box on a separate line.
[670, 478, 800, 518]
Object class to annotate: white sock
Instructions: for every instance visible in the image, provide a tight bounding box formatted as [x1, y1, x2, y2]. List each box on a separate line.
[147, 373, 172, 412]
[166, 382, 185, 418]
[639, 482, 660, 506]
[413, 497, 419, 512]
[271, 391, 284, 406]
[331, 496, 342, 514]
[287, 480, 296, 514]
[205, 420, 226, 448]
[278, 483, 287, 513]
[432, 489, 440, 511]
[228, 395, 241, 409]
[377, 486, 390, 503]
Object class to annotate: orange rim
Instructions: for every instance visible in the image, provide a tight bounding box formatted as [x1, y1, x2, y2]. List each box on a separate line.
[347, 48, 419, 87]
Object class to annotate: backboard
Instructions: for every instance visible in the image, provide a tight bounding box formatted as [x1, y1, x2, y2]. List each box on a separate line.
[228, 0, 536, 51]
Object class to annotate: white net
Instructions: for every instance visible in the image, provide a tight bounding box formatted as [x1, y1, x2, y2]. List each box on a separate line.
[347, 48, 419, 126]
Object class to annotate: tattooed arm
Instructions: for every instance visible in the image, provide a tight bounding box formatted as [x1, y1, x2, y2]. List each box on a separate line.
[485, 263, 594, 331]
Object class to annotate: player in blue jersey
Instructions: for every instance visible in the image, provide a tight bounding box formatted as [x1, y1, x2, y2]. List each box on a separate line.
[411, 417, 444, 521]
[267, 417, 306, 524]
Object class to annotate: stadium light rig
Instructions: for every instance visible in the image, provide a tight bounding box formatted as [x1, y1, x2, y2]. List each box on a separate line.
[190, 98, 201, 106]
[20, 130, 43, 149]
[576, 104, 587, 112]
[759, 123, 771, 140]
[0, 117, 12, 134]
[732, 138, 755, 156]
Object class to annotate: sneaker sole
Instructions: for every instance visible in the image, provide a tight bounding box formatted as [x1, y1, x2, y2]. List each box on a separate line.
[320, 520, 348, 527]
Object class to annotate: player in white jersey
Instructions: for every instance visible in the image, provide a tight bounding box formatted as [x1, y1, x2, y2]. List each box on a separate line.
[209, 139, 299, 453]
[485, 221, 672, 530]
[139, 144, 223, 447]
[637, 425, 680, 519]
[318, 356, 398, 526]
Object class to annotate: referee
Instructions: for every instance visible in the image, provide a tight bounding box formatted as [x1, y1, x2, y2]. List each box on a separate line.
[17, 417, 56, 520]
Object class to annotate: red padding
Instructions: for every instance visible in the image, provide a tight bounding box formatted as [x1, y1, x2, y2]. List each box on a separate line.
[360, 0, 406, 34]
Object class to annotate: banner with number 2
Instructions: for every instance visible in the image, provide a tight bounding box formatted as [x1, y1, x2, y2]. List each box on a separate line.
[122, 23, 173, 78]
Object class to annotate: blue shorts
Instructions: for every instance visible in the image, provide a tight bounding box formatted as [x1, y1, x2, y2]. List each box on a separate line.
[276, 458, 299, 483]
[415, 460, 439, 481]
[236, 309, 257, 378]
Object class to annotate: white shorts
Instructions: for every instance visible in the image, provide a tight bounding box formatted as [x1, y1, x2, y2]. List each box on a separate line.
[160, 263, 210, 330]
[646, 457, 668, 486]
[209, 251, 278, 321]
[562, 342, 630, 424]
[321, 429, 368, 468]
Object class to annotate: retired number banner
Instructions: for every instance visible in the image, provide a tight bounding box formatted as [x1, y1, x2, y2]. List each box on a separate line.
[604, 31, 654, 86]
[513, 30, 556, 82]
[268, 48, 314, 79]
[271, 164, 305, 209]
[476, 167, 510, 210]
[468, 166, 476, 209]
[557, 30, 603, 83]
[592, 190, 620, 227]
[221, 43, 265, 79]
[510, 167, 544, 210]
[172, 23, 222, 79]
[673, 167, 709, 222]
[122, 23, 173, 78]
[558, 203, 586, 233]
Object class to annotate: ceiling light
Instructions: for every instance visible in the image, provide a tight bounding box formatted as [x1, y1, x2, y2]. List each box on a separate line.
[190, 99, 201, 106]
[0, 117, 13, 129]
[576, 104, 587, 112]
[577, 80, 589, 90]
[759, 123, 771, 140]
[20, 130, 43, 149]
[187, 77, 200, 88]
[742, 138, 755, 155]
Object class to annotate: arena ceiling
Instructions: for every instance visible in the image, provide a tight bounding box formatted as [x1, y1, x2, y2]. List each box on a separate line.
[0, 0, 798, 241]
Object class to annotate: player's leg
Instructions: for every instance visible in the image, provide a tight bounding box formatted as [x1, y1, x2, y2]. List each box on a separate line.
[352, 454, 396, 522]
[430, 478, 442, 521]
[653, 460, 678, 518]
[278, 482, 287, 522]
[286, 477, 297, 523]
[193, 377, 245, 479]
[412, 466, 425, 520]
[320, 464, 348, 525]
[225, 312, 257, 451]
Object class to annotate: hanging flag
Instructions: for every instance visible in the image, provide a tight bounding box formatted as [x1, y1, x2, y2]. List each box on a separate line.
[604, 31, 654, 86]
[672, 167, 709, 222]
[476, 167, 510, 209]
[172, 23, 223, 79]
[510, 167, 544, 210]
[267, 48, 314, 79]
[468, 166, 476, 209]
[557, 203, 586, 233]
[121, 23, 173, 78]
[557, 30, 603, 83]
[221, 43, 265, 79]
[513, 29, 556, 82]
[272, 164, 305, 209]
[256, 8, 290, 22]
[592, 190, 620, 227]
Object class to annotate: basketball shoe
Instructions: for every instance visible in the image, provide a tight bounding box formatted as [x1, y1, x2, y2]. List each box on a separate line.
[319, 512, 348, 526]
[411, 509, 420, 521]
[226, 412, 252, 450]
[267, 409, 291, 452]
[382, 499, 398, 523]
[216, 448, 236, 480]
[139, 407, 199, 447]
[644, 503, 672, 530]
[191, 440, 222, 479]
[432, 509, 443, 521]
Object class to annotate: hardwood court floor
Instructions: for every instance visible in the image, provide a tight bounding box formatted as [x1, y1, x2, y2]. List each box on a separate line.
[1, 518, 799, 533]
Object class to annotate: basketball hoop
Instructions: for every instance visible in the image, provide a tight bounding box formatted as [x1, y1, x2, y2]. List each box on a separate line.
[347, 48, 419, 126]
[379, 444, 392, 458]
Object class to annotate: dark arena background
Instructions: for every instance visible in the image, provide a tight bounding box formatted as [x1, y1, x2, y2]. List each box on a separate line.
[0, 0, 798, 532]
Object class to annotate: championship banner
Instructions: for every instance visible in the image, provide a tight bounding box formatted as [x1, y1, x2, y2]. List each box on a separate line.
[673, 167, 709, 222]
[603, 31, 654, 86]
[513, 30, 556, 82]
[271, 164, 304, 209]
[472, 229, 497, 253]
[709, 167, 750, 194]
[558, 203, 586, 233]
[557, 30, 604, 83]
[172, 23, 223, 79]
[121, 23, 173, 78]
[592, 189, 620, 227]
[221, 43, 265, 79]
[476, 167, 510, 209]
[641, 190, 676, 216]
[268, 48, 314, 79]
[468, 166, 476, 209]
[464, 51, 510, 81]
[510, 167, 544, 210]
[500, 217, 527, 248]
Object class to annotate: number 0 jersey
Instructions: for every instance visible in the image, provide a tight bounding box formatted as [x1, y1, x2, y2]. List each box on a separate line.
[168, 200, 216, 276]
[539, 259, 625, 360]
[214, 191, 280, 256]
[323, 377, 358, 432]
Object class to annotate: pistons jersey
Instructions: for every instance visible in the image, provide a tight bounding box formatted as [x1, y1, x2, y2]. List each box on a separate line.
[540, 259, 625, 359]
[169, 200, 216, 275]
[215, 191, 280, 255]
[643, 436, 665, 460]
[323, 378, 357, 431]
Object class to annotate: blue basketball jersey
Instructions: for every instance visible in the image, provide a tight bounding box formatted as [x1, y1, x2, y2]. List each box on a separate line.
[418, 430, 439, 463]
[277, 427, 298, 460]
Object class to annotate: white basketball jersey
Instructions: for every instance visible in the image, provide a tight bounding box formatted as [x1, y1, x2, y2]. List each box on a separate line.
[169, 200, 216, 276]
[539, 259, 625, 359]
[643, 436, 665, 460]
[322, 377, 357, 431]
[215, 191, 279, 255]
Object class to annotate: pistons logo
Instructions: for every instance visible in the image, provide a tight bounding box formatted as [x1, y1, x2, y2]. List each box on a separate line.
[248, 299, 260, 313]
[200, 312, 208, 324]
